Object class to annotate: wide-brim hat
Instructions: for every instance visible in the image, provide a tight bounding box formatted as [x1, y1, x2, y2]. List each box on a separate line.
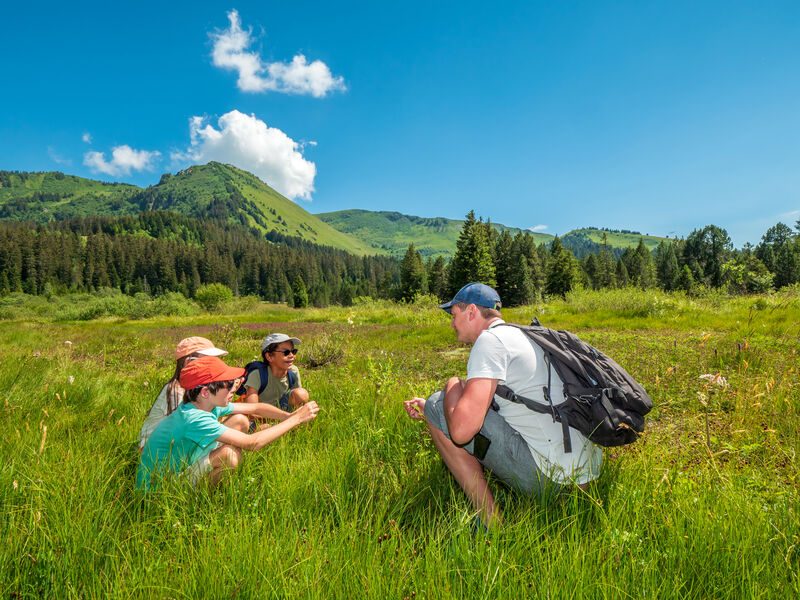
[261, 333, 302, 353]
[175, 336, 228, 360]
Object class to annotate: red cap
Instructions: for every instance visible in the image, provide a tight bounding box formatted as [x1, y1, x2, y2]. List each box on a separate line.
[179, 356, 245, 390]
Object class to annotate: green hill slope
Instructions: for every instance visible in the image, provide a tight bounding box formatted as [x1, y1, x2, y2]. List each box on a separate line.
[131, 163, 376, 255]
[316, 209, 554, 258]
[561, 227, 672, 258]
[0, 164, 376, 256]
[1, 166, 674, 259]
[0, 171, 140, 221]
[574, 227, 670, 249]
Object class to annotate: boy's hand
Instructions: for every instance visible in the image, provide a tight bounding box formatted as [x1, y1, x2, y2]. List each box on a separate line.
[294, 401, 319, 424]
[404, 398, 426, 421]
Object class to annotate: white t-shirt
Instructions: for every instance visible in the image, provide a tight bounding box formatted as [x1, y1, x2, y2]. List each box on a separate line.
[138, 382, 184, 449]
[467, 320, 603, 484]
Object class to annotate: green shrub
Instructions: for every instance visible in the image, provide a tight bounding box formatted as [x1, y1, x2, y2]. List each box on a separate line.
[195, 283, 234, 312]
[301, 333, 346, 368]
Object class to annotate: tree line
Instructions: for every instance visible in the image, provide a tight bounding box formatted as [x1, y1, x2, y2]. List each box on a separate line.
[2, 209, 798, 309]
[0, 212, 400, 307]
[399, 212, 800, 306]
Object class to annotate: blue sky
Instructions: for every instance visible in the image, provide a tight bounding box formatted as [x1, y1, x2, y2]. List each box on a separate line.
[2, 1, 799, 245]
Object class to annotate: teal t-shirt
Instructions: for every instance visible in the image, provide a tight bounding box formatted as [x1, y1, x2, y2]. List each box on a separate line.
[136, 402, 234, 491]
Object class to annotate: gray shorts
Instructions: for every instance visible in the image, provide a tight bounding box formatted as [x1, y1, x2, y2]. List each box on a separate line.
[181, 442, 221, 486]
[424, 391, 559, 497]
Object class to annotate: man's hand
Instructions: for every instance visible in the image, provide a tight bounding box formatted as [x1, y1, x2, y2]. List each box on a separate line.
[404, 397, 426, 421]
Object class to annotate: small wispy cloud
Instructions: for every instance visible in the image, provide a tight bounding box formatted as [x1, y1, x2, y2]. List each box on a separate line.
[211, 10, 346, 97]
[84, 145, 160, 177]
[779, 209, 800, 219]
[528, 224, 548, 232]
[171, 110, 316, 200]
[48, 147, 72, 166]
[81, 132, 92, 144]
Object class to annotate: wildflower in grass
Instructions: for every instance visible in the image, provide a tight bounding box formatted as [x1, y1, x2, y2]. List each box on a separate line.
[68, 375, 75, 384]
[699, 373, 728, 387]
[64, 340, 73, 347]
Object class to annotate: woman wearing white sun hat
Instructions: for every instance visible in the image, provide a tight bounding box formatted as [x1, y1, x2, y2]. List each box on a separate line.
[137, 336, 228, 450]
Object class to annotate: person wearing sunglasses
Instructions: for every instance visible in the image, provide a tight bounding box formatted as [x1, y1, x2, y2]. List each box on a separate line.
[136, 356, 319, 491]
[241, 333, 310, 416]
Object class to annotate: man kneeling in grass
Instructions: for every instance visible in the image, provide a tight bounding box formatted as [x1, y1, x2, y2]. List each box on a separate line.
[136, 356, 319, 491]
[404, 283, 602, 529]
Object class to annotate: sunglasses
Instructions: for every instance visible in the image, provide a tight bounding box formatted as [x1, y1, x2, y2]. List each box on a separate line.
[271, 348, 298, 357]
[212, 378, 243, 391]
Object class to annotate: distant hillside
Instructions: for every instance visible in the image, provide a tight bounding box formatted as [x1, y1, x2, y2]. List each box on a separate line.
[0, 164, 376, 256]
[131, 163, 376, 255]
[316, 209, 555, 258]
[561, 228, 673, 258]
[315, 210, 674, 258]
[0, 171, 140, 221]
[0, 166, 675, 260]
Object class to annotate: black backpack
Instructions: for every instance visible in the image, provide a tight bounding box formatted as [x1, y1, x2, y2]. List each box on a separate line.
[236, 361, 299, 410]
[491, 322, 652, 453]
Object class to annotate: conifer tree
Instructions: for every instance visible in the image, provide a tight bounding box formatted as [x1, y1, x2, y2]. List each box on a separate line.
[399, 243, 426, 301]
[677, 264, 695, 292]
[493, 230, 515, 302]
[505, 251, 535, 307]
[633, 239, 657, 288]
[583, 254, 598, 289]
[774, 242, 800, 288]
[616, 258, 629, 287]
[595, 234, 617, 289]
[448, 210, 496, 294]
[655, 241, 680, 291]
[683, 225, 732, 287]
[545, 236, 576, 299]
[509, 233, 544, 299]
[427, 255, 448, 301]
[292, 275, 308, 308]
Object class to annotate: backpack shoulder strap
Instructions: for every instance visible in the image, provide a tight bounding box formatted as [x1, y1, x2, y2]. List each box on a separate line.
[287, 368, 298, 389]
[237, 361, 270, 396]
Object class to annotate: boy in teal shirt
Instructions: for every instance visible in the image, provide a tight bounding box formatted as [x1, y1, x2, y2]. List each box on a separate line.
[137, 356, 319, 491]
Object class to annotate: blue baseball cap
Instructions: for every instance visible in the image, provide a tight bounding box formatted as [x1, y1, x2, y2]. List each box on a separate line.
[439, 282, 502, 313]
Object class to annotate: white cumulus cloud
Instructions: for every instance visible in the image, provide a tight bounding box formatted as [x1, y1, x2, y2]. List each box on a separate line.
[83, 145, 161, 177]
[81, 132, 92, 144]
[172, 110, 316, 200]
[211, 10, 345, 97]
[528, 224, 548, 232]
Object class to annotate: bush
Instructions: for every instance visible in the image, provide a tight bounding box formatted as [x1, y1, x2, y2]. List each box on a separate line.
[195, 283, 234, 312]
[301, 333, 345, 368]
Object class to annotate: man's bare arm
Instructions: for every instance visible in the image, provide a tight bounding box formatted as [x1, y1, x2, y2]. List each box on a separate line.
[444, 377, 498, 445]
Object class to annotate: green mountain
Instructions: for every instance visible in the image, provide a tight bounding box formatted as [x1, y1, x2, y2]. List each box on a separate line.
[316, 209, 555, 258]
[0, 165, 674, 260]
[561, 227, 673, 258]
[0, 171, 140, 221]
[0, 163, 376, 255]
[132, 163, 375, 255]
[317, 209, 674, 258]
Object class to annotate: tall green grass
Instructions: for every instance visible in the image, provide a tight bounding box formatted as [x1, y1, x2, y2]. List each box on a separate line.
[1, 289, 797, 597]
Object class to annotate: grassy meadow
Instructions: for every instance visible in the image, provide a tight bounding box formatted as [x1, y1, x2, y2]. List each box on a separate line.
[1, 288, 798, 598]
